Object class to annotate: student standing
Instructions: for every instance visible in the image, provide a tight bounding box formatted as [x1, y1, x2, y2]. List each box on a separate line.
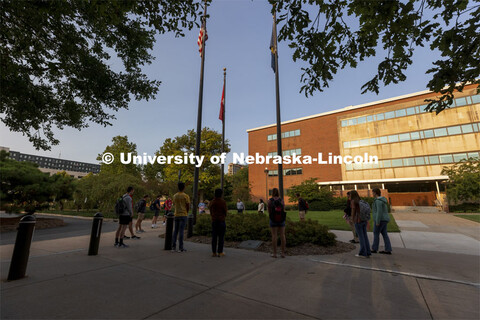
[350, 190, 371, 258]
[258, 199, 265, 214]
[343, 192, 359, 243]
[115, 186, 134, 248]
[296, 193, 308, 221]
[209, 188, 227, 257]
[371, 188, 392, 254]
[135, 195, 148, 233]
[172, 182, 190, 252]
[151, 195, 161, 228]
[236, 199, 244, 213]
[267, 188, 286, 258]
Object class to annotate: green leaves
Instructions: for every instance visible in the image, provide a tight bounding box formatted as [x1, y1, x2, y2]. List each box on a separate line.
[441, 157, 480, 204]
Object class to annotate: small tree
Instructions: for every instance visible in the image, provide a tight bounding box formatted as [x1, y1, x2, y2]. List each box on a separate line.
[441, 158, 480, 204]
[287, 178, 334, 210]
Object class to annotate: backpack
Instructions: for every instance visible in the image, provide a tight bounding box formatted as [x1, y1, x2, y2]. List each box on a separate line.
[305, 201, 309, 210]
[114, 195, 126, 216]
[272, 198, 285, 223]
[359, 200, 371, 221]
[150, 201, 156, 211]
[134, 200, 143, 213]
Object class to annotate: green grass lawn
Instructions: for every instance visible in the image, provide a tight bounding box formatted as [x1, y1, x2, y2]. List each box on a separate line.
[241, 210, 400, 232]
[454, 214, 480, 223]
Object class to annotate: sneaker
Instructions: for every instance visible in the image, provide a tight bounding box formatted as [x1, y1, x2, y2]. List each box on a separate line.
[171, 247, 176, 252]
[131, 235, 141, 239]
[218, 252, 225, 257]
[118, 243, 129, 248]
[179, 249, 187, 253]
[162, 222, 166, 225]
[371, 250, 378, 253]
[114, 243, 119, 247]
[212, 253, 217, 257]
[379, 251, 392, 255]
[355, 254, 366, 258]
[123, 235, 130, 239]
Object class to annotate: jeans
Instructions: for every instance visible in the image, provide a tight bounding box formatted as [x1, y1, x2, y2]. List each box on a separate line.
[211, 221, 226, 254]
[354, 221, 371, 256]
[172, 216, 187, 250]
[372, 221, 392, 252]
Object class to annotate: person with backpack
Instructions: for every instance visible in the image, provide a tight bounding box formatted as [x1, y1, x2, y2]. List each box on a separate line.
[172, 182, 190, 252]
[350, 190, 371, 258]
[371, 188, 392, 255]
[151, 195, 161, 228]
[209, 188, 228, 257]
[267, 188, 286, 258]
[135, 195, 149, 233]
[343, 191, 359, 243]
[162, 196, 173, 226]
[296, 193, 308, 221]
[114, 186, 134, 248]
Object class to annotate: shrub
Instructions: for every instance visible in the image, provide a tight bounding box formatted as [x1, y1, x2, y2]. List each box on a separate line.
[194, 213, 336, 247]
[227, 201, 258, 211]
[449, 202, 480, 213]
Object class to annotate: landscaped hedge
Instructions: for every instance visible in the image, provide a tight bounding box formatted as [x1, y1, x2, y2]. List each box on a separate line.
[227, 201, 259, 211]
[449, 203, 480, 213]
[194, 213, 336, 247]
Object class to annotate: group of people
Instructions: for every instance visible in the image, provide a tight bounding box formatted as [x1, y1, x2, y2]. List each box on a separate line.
[343, 189, 392, 258]
[114, 184, 392, 258]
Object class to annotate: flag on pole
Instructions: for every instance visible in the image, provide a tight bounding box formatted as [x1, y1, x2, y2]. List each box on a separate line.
[270, 21, 277, 73]
[197, 22, 208, 57]
[219, 83, 225, 121]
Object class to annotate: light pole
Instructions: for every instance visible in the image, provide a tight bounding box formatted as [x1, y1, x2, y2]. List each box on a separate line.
[264, 167, 269, 201]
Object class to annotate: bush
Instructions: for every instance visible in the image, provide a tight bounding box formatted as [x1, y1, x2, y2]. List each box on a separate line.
[194, 213, 336, 247]
[227, 201, 258, 211]
[449, 203, 480, 213]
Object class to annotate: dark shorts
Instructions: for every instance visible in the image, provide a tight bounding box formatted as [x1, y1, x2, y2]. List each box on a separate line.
[154, 210, 160, 217]
[237, 209, 243, 213]
[269, 220, 285, 228]
[119, 215, 132, 225]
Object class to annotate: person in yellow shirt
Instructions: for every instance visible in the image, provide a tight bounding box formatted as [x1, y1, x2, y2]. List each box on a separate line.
[172, 182, 190, 252]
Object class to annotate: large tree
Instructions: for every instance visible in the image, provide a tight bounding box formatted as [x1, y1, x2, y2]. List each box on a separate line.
[97, 135, 141, 176]
[273, 0, 480, 112]
[441, 157, 480, 204]
[1, 0, 203, 150]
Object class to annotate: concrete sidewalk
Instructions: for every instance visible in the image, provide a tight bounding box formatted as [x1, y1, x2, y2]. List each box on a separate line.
[1, 221, 479, 320]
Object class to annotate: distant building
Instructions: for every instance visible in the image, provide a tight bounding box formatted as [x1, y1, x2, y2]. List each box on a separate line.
[1, 146, 100, 178]
[228, 163, 245, 175]
[247, 85, 480, 207]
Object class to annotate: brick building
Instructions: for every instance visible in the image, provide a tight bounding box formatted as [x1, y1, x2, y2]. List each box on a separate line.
[247, 85, 480, 206]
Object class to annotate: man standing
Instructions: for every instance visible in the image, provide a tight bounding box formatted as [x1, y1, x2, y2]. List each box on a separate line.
[296, 193, 308, 221]
[115, 186, 134, 248]
[236, 199, 244, 213]
[135, 195, 148, 233]
[152, 195, 161, 228]
[209, 188, 227, 257]
[172, 182, 190, 252]
[371, 188, 392, 254]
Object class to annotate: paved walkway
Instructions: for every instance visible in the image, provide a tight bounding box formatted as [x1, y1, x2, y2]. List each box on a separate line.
[1, 213, 479, 319]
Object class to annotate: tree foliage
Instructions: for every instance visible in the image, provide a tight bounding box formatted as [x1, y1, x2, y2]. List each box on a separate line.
[97, 135, 141, 176]
[441, 157, 480, 204]
[273, 0, 480, 113]
[1, 0, 203, 150]
[227, 166, 251, 202]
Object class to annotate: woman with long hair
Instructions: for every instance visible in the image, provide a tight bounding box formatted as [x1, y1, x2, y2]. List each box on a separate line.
[267, 188, 286, 258]
[350, 190, 371, 258]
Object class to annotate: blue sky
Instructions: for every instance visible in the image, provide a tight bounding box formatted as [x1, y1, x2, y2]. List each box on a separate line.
[0, 0, 441, 165]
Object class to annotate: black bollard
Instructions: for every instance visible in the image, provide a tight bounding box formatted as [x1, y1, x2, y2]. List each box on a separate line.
[88, 212, 103, 256]
[8, 214, 36, 281]
[164, 213, 174, 250]
[187, 214, 193, 238]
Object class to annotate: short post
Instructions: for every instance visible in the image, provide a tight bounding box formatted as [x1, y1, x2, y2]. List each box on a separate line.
[164, 213, 174, 250]
[187, 214, 193, 238]
[88, 212, 103, 256]
[8, 214, 36, 281]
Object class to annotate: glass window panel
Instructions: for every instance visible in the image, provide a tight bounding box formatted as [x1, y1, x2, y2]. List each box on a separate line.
[434, 128, 448, 137]
[350, 140, 359, 147]
[395, 109, 406, 117]
[424, 130, 434, 138]
[297, 168, 302, 175]
[370, 138, 378, 145]
[345, 164, 353, 171]
[363, 163, 373, 169]
[406, 107, 416, 115]
[341, 120, 348, 127]
[343, 141, 350, 148]
[440, 155, 453, 163]
[429, 156, 440, 164]
[348, 119, 355, 126]
[383, 160, 391, 168]
[415, 157, 425, 165]
[285, 169, 292, 175]
[357, 117, 366, 124]
[471, 95, 480, 104]
[392, 159, 403, 167]
[467, 152, 479, 159]
[360, 139, 369, 146]
[372, 162, 380, 169]
[284, 131, 290, 138]
[453, 153, 466, 162]
[296, 149, 302, 155]
[399, 133, 410, 141]
[295, 129, 300, 136]
[473, 123, 479, 132]
[455, 97, 467, 107]
[461, 124, 473, 133]
[273, 134, 277, 140]
[410, 132, 420, 140]
[353, 163, 363, 170]
[367, 115, 374, 122]
[384, 111, 395, 119]
[404, 158, 415, 166]
[267, 135, 272, 141]
[376, 113, 385, 121]
[388, 135, 399, 143]
[447, 126, 462, 135]
[379, 136, 388, 144]
[415, 106, 420, 113]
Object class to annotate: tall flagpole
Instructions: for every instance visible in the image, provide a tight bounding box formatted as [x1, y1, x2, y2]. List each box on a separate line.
[273, 8, 284, 199]
[221, 68, 226, 191]
[190, 0, 207, 235]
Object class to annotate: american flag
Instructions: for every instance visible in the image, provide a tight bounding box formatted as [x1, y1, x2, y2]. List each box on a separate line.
[197, 23, 208, 57]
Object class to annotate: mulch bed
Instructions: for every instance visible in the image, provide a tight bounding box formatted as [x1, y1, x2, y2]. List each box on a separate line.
[160, 233, 355, 256]
[0, 216, 66, 233]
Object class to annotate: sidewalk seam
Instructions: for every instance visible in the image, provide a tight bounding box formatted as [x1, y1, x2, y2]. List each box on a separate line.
[415, 278, 434, 320]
